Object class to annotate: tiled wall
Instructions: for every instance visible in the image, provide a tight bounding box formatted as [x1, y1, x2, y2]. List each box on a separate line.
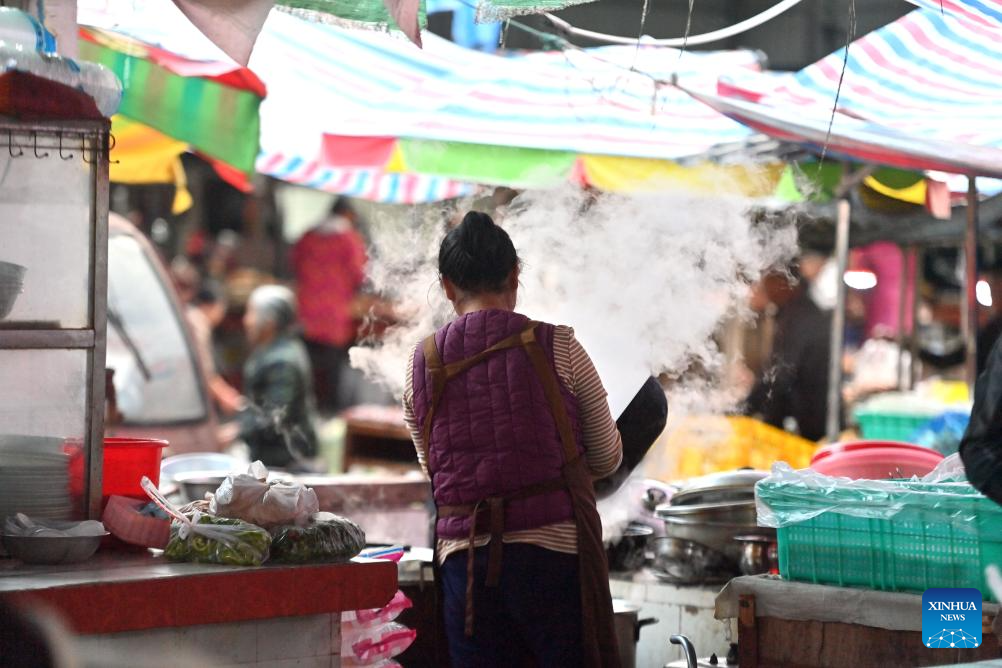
[74, 613, 343, 668]
[610, 578, 736, 667]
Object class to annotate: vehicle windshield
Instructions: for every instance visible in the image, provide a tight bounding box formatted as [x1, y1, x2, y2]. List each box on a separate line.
[106, 232, 206, 424]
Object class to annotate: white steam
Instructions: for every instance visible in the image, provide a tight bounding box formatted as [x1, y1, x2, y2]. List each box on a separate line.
[351, 184, 797, 419]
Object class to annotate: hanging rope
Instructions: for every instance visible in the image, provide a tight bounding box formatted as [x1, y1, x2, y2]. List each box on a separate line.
[543, 0, 807, 47]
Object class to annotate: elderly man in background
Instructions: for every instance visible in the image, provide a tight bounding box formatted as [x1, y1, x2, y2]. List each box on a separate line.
[237, 285, 319, 470]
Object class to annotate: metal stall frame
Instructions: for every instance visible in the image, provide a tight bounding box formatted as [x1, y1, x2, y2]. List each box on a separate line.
[824, 173, 987, 442]
[0, 118, 111, 519]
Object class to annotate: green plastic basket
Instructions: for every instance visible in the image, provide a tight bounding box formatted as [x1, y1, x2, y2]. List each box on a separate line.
[761, 479, 1002, 601]
[854, 409, 937, 442]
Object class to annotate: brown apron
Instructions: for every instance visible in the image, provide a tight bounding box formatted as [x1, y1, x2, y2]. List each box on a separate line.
[420, 321, 621, 668]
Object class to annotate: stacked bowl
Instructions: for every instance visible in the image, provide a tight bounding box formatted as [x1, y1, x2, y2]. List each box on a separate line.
[0, 261, 26, 320]
[0, 436, 72, 522]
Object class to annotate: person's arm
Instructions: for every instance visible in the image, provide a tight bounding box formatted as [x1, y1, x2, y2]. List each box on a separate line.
[402, 344, 430, 477]
[556, 327, 623, 478]
[961, 336, 1002, 504]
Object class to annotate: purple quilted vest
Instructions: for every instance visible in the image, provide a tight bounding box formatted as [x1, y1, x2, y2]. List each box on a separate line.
[411, 309, 584, 540]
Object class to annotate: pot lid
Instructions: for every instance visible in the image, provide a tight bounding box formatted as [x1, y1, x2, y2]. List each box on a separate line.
[670, 469, 769, 506]
[655, 499, 758, 518]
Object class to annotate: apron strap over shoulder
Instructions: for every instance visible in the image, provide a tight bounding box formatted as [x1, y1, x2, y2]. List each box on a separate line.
[419, 334, 446, 466]
[521, 325, 580, 465]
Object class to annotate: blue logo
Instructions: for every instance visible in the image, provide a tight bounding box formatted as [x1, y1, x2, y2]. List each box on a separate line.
[923, 588, 982, 649]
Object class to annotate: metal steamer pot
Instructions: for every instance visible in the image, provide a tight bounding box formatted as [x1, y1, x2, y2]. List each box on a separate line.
[655, 470, 773, 565]
[612, 600, 657, 668]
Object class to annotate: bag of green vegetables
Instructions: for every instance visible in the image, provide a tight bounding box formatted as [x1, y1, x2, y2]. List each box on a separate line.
[271, 512, 365, 564]
[142, 476, 271, 566]
[165, 511, 272, 566]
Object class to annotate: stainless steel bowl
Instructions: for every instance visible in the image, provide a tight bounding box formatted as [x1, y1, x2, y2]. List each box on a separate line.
[174, 471, 228, 502]
[648, 536, 735, 585]
[3, 532, 107, 565]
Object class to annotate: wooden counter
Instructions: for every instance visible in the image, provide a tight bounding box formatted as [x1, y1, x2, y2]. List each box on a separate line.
[717, 576, 1002, 667]
[0, 552, 398, 667]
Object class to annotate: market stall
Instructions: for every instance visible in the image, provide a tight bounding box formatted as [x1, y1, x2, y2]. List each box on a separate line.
[0, 14, 400, 667]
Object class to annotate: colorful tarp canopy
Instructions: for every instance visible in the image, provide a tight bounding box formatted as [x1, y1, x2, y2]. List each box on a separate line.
[694, 6, 1002, 179]
[245, 9, 774, 192]
[79, 26, 264, 174]
[906, 0, 1002, 30]
[80, 1, 476, 203]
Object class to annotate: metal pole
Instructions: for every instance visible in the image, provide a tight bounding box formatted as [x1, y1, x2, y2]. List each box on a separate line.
[964, 177, 980, 390]
[827, 198, 851, 442]
[896, 244, 908, 390]
[909, 246, 922, 390]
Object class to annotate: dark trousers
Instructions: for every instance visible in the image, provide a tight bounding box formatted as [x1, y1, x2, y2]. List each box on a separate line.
[304, 339, 348, 415]
[440, 543, 583, 668]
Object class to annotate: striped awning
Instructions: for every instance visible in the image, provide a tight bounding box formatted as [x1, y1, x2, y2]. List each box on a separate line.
[906, 0, 1002, 30]
[248, 9, 772, 191]
[697, 6, 1002, 179]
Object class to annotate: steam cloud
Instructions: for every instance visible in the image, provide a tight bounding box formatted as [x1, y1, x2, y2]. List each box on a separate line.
[351, 183, 798, 418]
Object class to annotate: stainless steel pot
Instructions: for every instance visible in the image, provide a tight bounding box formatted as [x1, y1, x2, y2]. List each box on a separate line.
[655, 499, 771, 563]
[612, 600, 657, 668]
[648, 536, 735, 585]
[606, 523, 654, 573]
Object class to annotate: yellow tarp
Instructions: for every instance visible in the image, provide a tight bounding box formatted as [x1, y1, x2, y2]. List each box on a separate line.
[581, 156, 785, 196]
[109, 116, 193, 214]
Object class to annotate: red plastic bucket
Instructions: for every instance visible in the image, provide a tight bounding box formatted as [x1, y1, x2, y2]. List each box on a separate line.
[68, 437, 168, 500]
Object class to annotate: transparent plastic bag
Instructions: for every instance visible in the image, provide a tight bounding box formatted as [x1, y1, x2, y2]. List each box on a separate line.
[341, 622, 416, 666]
[164, 511, 272, 566]
[755, 461, 995, 532]
[142, 477, 271, 566]
[270, 512, 366, 564]
[342, 591, 412, 632]
[210, 461, 319, 529]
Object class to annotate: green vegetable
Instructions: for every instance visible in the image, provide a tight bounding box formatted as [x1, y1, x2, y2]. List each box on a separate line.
[165, 514, 271, 566]
[270, 514, 365, 564]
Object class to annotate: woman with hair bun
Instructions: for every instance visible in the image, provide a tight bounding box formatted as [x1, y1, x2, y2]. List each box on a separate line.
[403, 211, 623, 667]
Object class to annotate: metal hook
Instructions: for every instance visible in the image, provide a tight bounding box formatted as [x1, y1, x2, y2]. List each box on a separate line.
[81, 133, 96, 165]
[8, 131, 24, 158]
[31, 131, 49, 159]
[107, 132, 120, 165]
[58, 131, 74, 160]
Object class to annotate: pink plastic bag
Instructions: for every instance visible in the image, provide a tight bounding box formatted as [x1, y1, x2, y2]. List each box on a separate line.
[342, 623, 416, 665]
[342, 590, 412, 631]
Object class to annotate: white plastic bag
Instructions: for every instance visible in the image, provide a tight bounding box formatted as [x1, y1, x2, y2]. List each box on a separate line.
[209, 461, 319, 529]
[341, 622, 416, 666]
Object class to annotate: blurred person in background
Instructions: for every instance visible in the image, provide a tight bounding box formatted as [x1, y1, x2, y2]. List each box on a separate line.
[170, 259, 243, 418]
[744, 264, 832, 441]
[850, 241, 916, 341]
[191, 280, 243, 416]
[291, 198, 368, 414]
[237, 285, 318, 470]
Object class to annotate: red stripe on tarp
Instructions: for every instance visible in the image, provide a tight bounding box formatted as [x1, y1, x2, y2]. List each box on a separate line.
[321, 135, 397, 168]
[198, 152, 254, 191]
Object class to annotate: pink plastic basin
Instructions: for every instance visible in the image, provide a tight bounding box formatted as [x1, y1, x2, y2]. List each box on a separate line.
[810, 440, 944, 479]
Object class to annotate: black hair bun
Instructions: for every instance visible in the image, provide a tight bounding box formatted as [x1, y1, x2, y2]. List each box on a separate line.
[439, 211, 519, 293]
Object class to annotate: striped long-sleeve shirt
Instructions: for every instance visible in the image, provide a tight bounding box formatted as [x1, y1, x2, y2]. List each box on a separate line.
[402, 324, 623, 563]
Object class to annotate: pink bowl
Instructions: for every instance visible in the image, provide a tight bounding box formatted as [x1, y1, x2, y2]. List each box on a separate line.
[810, 440, 944, 479]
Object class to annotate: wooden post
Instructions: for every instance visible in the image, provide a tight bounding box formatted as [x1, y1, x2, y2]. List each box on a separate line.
[738, 594, 759, 667]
